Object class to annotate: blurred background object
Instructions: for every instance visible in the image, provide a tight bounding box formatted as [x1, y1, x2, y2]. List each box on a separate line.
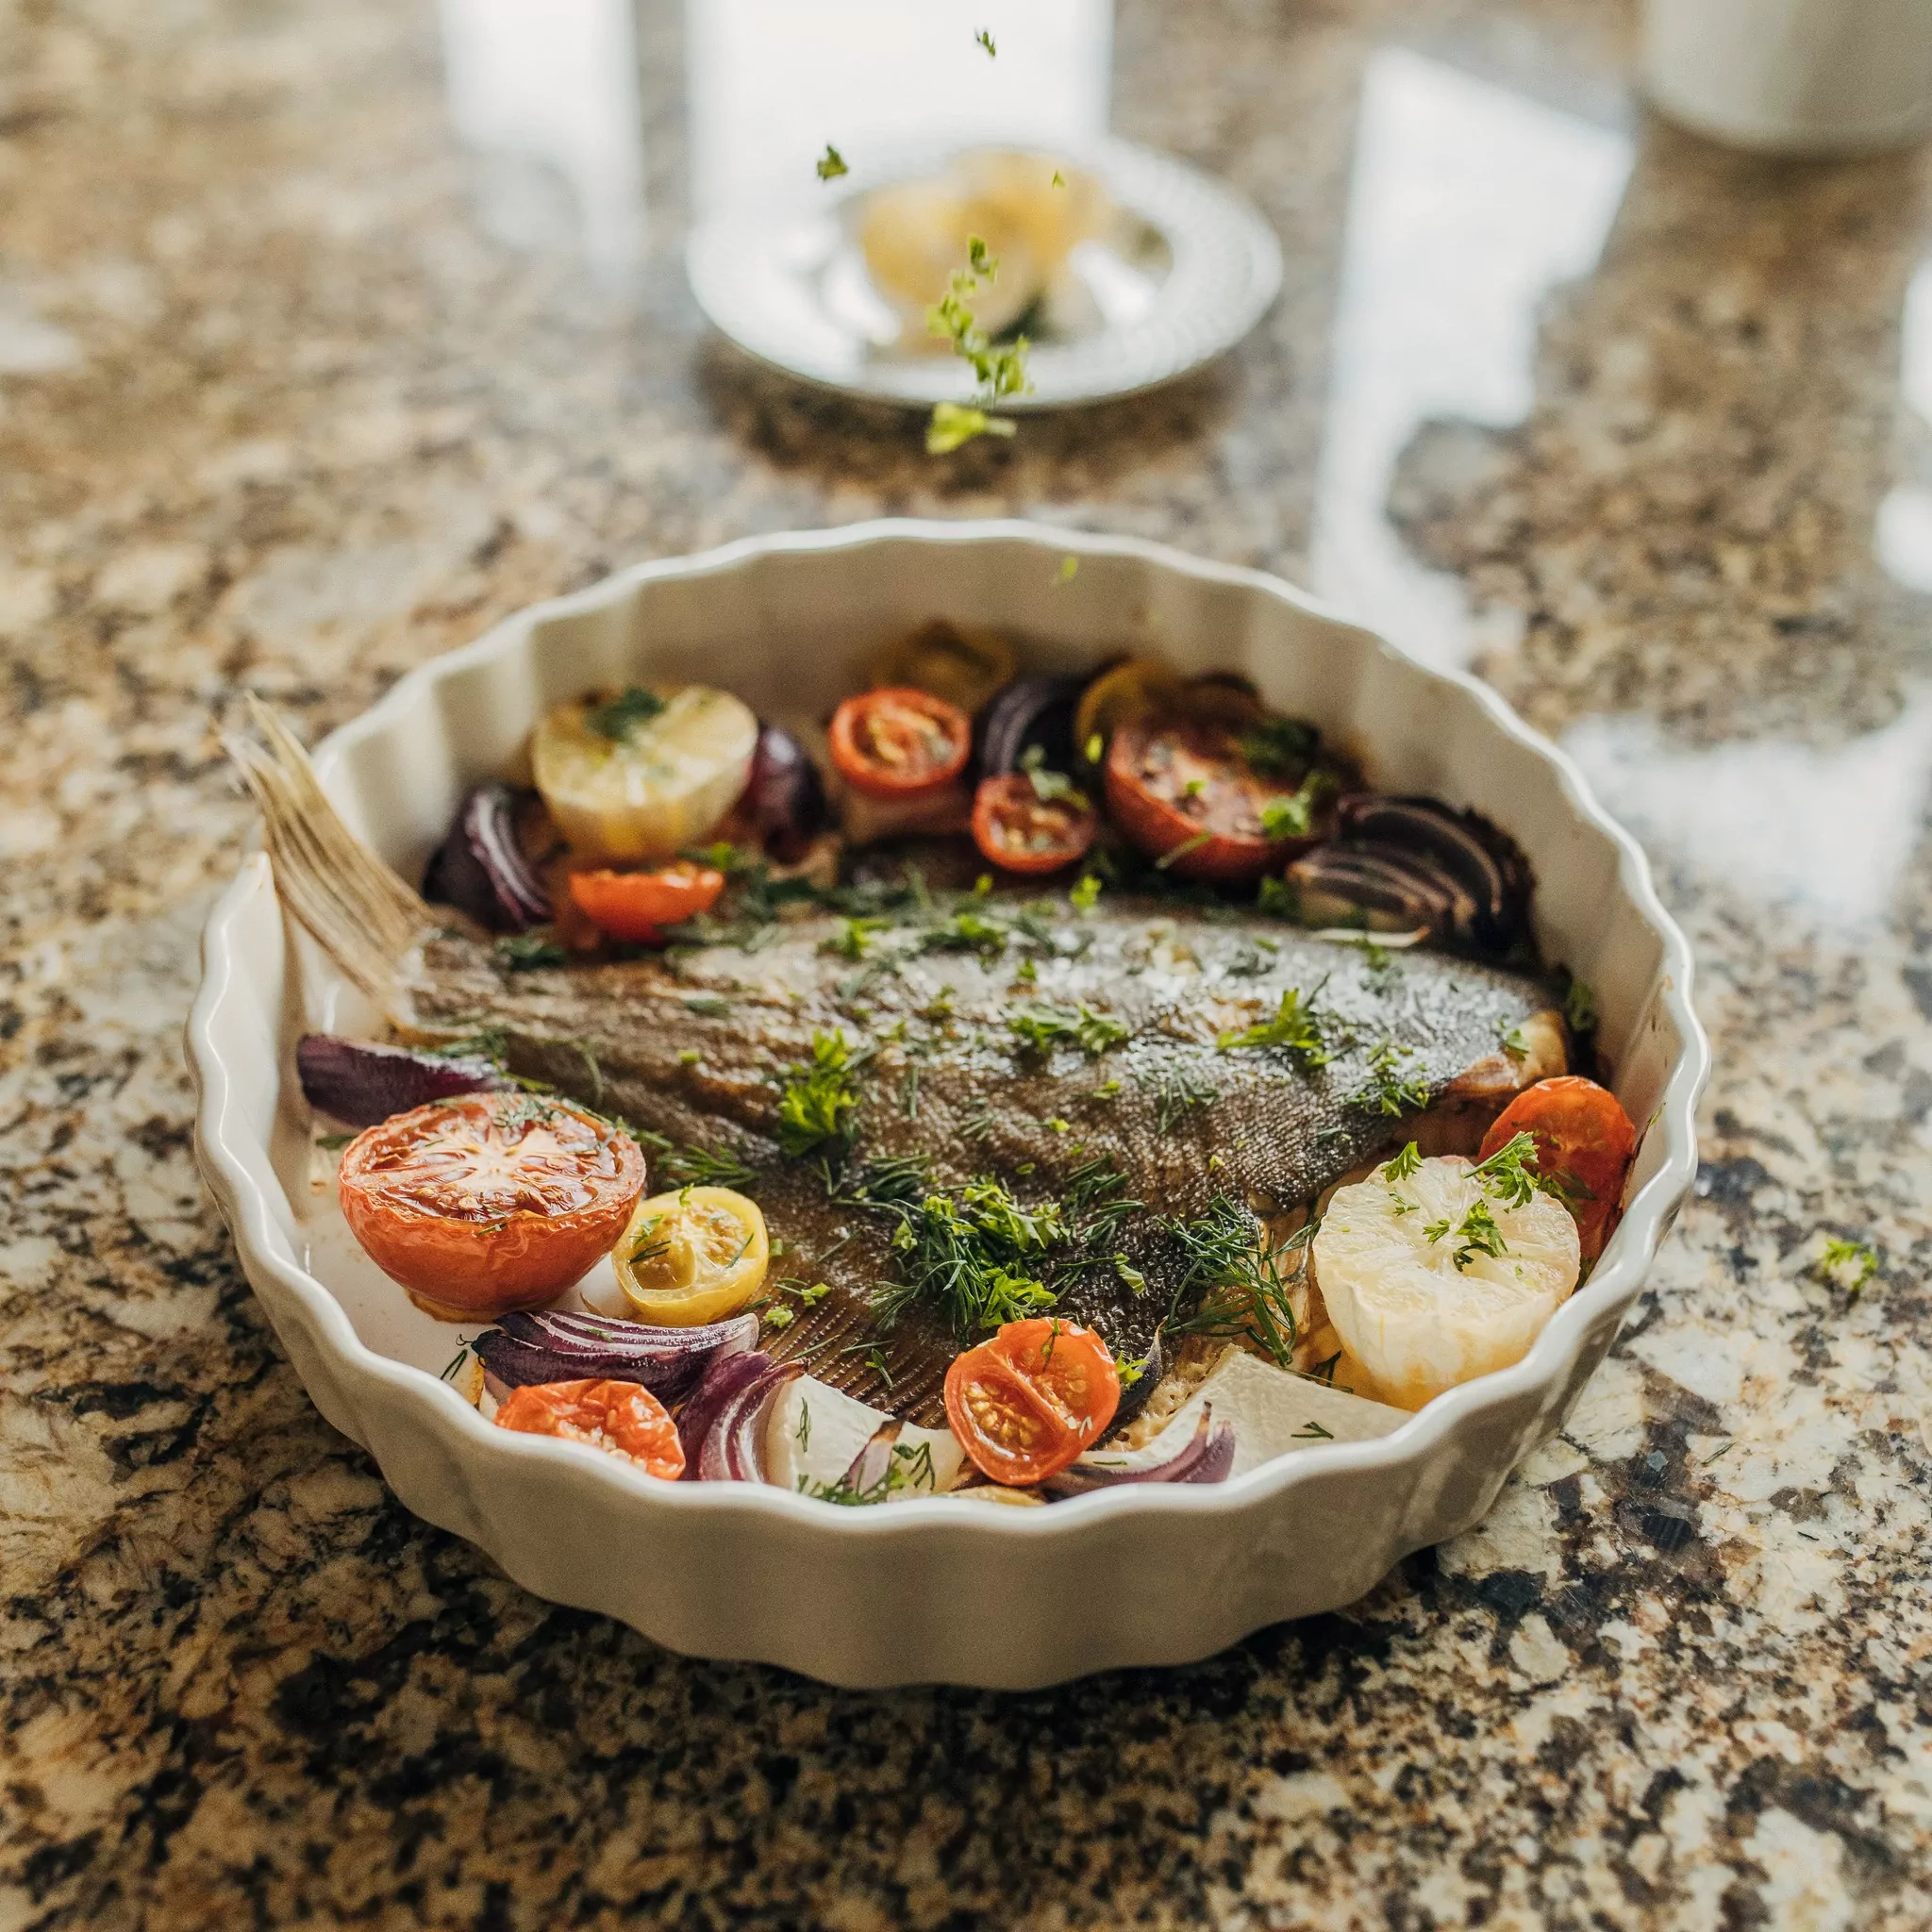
[1642, 0, 1932, 153]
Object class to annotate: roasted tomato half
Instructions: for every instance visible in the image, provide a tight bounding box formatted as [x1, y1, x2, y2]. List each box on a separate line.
[1479, 1076, 1638, 1265]
[493, 1377, 687, 1480]
[569, 860, 725, 943]
[1105, 715, 1336, 884]
[971, 773, 1099, 875]
[337, 1092, 645, 1319]
[828, 687, 972, 799]
[944, 1318, 1121, 1487]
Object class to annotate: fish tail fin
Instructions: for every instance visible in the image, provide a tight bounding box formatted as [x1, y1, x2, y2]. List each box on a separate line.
[225, 695, 430, 1017]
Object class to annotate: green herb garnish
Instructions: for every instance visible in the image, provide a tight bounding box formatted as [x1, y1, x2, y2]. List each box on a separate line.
[1217, 981, 1333, 1067]
[1257, 772, 1333, 841]
[824, 915, 889, 961]
[1499, 1020, 1529, 1058]
[633, 1129, 758, 1191]
[1352, 1039, 1428, 1116]
[1238, 716, 1320, 775]
[315, 1132, 354, 1151]
[1818, 1237, 1879, 1295]
[1008, 1002, 1130, 1058]
[1141, 1065, 1216, 1133]
[587, 685, 665, 741]
[1164, 1194, 1314, 1369]
[1448, 1198, 1508, 1272]
[1069, 874, 1102, 913]
[1564, 976, 1598, 1037]
[816, 143, 848, 181]
[974, 27, 995, 55]
[924, 235, 1031, 454]
[1385, 1141, 1422, 1182]
[775, 1029, 861, 1158]
[923, 908, 1008, 956]
[495, 935, 567, 972]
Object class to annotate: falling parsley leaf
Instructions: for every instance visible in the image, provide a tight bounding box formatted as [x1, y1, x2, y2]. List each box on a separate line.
[926, 403, 1015, 454]
[974, 27, 996, 55]
[816, 143, 849, 181]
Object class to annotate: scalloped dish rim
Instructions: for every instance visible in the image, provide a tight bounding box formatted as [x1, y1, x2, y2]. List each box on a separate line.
[187, 521, 1708, 1633]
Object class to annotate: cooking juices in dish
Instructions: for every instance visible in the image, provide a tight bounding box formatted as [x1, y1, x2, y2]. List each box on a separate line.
[258, 623, 1639, 1506]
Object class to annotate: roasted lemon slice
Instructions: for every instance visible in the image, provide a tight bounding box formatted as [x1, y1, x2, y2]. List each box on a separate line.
[614, 1185, 769, 1327]
[532, 684, 758, 863]
[1312, 1154, 1579, 1410]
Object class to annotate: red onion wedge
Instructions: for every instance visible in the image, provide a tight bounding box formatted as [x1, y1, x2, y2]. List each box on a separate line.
[836, 1419, 905, 1500]
[977, 675, 1084, 778]
[472, 1309, 758, 1406]
[1040, 1405, 1236, 1498]
[423, 781, 553, 932]
[695, 1356, 804, 1483]
[297, 1034, 510, 1127]
[744, 723, 826, 863]
[676, 1349, 772, 1478]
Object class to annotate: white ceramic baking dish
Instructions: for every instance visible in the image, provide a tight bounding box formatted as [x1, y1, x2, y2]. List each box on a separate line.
[188, 520, 1707, 1689]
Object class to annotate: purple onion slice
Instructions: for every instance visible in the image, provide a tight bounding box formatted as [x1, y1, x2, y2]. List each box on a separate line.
[977, 675, 1084, 779]
[835, 1419, 905, 1500]
[698, 1357, 804, 1483]
[678, 1349, 772, 1478]
[1041, 1405, 1236, 1497]
[423, 781, 553, 932]
[744, 723, 826, 863]
[298, 1034, 510, 1128]
[473, 1309, 758, 1405]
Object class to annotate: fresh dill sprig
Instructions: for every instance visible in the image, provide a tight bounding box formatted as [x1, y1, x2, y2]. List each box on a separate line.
[1140, 1065, 1217, 1134]
[1217, 980, 1334, 1068]
[1008, 1002, 1130, 1058]
[775, 1029, 861, 1158]
[1163, 1193, 1312, 1369]
[633, 1128, 758, 1191]
[1351, 1039, 1428, 1116]
[586, 686, 665, 741]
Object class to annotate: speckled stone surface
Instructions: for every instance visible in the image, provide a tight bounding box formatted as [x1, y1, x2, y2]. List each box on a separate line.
[4, 0, 1929, 1926]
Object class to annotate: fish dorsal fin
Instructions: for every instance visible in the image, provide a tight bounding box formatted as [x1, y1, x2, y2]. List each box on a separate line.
[225, 695, 431, 1022]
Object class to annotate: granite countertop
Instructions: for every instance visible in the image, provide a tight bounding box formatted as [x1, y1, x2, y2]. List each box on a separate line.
[3, 0, 1929, 1924]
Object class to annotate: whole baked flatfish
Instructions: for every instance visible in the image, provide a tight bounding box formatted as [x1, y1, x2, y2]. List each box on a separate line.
[231, 705, 1567, 1424]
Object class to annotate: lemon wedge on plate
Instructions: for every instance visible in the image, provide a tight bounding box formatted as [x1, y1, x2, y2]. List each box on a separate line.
[614, 1185, 769, 1326]
[533, 684, 758, 863]
[1313, 1155, 1579, 1410]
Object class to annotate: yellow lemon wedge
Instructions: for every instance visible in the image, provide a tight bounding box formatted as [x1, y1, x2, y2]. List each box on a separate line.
[1312, 1155, 1579, 1410]
[614, 1185, 770, 1327]
[532, 684, 758, 863]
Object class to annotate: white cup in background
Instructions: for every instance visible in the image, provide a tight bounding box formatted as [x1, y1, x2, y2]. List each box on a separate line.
[1642, 0, 1932, 155]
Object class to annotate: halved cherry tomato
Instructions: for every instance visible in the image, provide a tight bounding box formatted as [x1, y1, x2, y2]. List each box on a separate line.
[944, 1317, 1121, 1487]
[1106, 716, 1336, 884]
[494, 1377, 686, 1480]
[828, 687, 972, 799]
[569, 860, 724, 943]
[972, 773, 1098, 875]
[338, 1092, 645, 1319]
[1480, 1075, 1638, 1265]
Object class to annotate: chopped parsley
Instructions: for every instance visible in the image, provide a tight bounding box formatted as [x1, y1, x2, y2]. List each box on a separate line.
[314, 1132, 354, 1151]
[923, 908, 1008, 956]
[1352, 1040, 1428, 1116]
[1468, 1129, 1544, 1208]
[1447, 1199, 1508, 1271]
[1019, 743, 1088, 808]
[1257, 772, 1333, 841]
[807, 1439, 939, 1506]
[495, 935, 567, 972]
[1498, 1019, 1529, 1058]
[586, 686, 665, 741]
[1564, 975, 1599, 1038]
[1385, 1141, 1423, 1182]
[1008, 1002, 1130, 1058]
[1818, 1236, 1879, 1295]
[924, 236, 1031, 454]
[824, 915, 889, 961]
[1057, 556, 1079, 585]
[816, 143, 849, 181]
[974, 27, 995, 56]
[764, 1304, 795, 1330]
[1069, 874, 1102, 913]
[775, 1029, 861, 1158]
[682, 992, 731, 1017]
[1217, 981, 1334, 1068]
[926, 403, 1016, 455]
